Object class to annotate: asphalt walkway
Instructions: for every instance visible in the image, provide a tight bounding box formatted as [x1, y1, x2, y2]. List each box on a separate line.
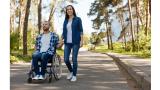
[10, 51, 129, 90]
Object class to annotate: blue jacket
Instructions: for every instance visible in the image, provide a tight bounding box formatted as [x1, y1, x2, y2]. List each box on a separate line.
[62, 16, 83, 44]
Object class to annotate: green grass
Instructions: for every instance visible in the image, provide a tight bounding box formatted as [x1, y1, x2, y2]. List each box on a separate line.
[10, 49, 34, 63]
[10, 49, 64, 63]
[90, 45, 151, 58]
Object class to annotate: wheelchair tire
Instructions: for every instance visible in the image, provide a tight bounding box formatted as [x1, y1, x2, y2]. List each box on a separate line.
[52, 54, 62, 80]
[48, 75, 52, 83]
[27, 78, 32, 83]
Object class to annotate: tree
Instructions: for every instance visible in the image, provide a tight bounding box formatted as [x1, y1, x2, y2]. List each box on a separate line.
[104, 11, 111, 49]
[108, 23, 113, 50]
[23, 0, 32, 55]
[135, 0, 140, 51]
[38, 0, 42, 34]
[90, 32, 101, 50]
[17, 1, 22, 50]
[10, 0, 17, 33]
[48, 0, 57, 22]
[88, 0, 122, 50]
[115, 5, 128, 50]
[128, 0, 135, 51]
[17, 0, 26, 50]
[145, 0, 150, 36]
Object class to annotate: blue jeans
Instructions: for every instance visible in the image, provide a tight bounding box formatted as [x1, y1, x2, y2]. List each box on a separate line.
[64, 43, 80, 76]
[32, 52, 53, 76]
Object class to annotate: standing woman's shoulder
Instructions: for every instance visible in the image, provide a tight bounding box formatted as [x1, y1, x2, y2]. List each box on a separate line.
[76, 17, 82, 23]
[75, 16, 81, 21]
[74, 17, 82, 25]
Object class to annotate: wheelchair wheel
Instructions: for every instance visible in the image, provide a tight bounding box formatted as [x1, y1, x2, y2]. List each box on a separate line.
[27, 77, 32, 83]
[52, 54, 62, 80]
[48, 74, 52, 83]
[27, 69, 34, 83]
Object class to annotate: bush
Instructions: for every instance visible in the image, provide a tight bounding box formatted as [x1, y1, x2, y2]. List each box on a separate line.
[136, 30, 151, 51]
[141, 50, 151, 58]
[10, 32, 19, 50]
[27, 29, 35, 49]
[10, 55, 19, 64]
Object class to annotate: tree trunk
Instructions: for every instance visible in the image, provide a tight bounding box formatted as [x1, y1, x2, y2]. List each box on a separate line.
[149, 0, 151, 15]
[149, 0, 151, 32]
[23, 0, 31, 55]
[38, 0, 42, 34]
[136, 0, 140, 51]
[10, 15, 14, 33]
[20, 3, 25, 38]
[106, 23, 110, 49]
[128, 0, 135, 51]
[104, 10, 111, 49]
[124, 34, 127, 51]
[117, 10, 126, 50]
[48, 1, 58, 32]
[109, 27, 113, 50]
[145, 0, 149, 36]
[48, 0, 58, 22]
[17, 6, 21, 50]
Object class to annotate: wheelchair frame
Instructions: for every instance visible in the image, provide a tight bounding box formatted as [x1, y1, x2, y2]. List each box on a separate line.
[27, 53, 62, 83]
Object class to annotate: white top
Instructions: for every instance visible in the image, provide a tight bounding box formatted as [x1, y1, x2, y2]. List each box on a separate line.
[40, 33, 51, 53]
[67, 19, 73, 43]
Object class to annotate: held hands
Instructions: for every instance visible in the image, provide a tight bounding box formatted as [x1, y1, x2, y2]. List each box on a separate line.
[57, 39, 83, 48]
[57, 39, 64, 48]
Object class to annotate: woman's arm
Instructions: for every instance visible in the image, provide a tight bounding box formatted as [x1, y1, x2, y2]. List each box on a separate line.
[80, 34, 83, 47]
[78, 17, 83, 34]
[56, 39, 64, 48]
[56, 35, 64, 48]
[78, 17, 84, 47]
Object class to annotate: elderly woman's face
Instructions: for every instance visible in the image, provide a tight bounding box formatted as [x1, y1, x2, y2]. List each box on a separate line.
[66, 6, 73, 16]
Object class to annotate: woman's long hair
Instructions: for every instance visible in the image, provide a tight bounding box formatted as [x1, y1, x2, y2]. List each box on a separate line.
[65, 5, 77, 20]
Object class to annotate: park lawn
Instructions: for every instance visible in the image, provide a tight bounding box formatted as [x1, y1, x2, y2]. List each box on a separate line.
[91, 45, 150, 59]
[10, 49, 64, 63]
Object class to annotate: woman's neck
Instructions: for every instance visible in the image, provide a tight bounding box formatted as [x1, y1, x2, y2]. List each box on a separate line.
[69, 15, 74, 20]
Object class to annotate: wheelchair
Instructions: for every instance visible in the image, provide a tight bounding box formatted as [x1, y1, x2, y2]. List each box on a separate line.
[27, 52, 62, 83]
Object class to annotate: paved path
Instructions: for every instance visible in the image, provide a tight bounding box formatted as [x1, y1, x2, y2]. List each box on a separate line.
[107, 53, 151, 90]
[10, 51, 129, 90]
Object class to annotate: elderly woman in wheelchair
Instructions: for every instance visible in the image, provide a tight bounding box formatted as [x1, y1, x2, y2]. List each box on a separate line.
[27, 21, 63, 83]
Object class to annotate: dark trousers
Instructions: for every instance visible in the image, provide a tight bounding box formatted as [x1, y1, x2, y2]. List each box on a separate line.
[64, 43, 80, 76]
[32, 52, 53, 76]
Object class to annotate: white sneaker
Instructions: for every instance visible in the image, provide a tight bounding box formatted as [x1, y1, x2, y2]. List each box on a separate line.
[33, 75, 39, 80]
[70, 76, 77, 82]
[67, 72, 73, 80]
[38, 75, 44, 80]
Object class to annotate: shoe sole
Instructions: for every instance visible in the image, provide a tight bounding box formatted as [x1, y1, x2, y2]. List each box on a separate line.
[32, 78, 38, 80]
[67, 77, 72, 80]
[70, 80, 77, 82]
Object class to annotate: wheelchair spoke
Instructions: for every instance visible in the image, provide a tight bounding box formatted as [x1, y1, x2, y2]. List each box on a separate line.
[51, 54, 62, 80]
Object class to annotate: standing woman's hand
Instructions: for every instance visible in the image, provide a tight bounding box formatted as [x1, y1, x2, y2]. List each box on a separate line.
[80, 35, 83, 48]
[80, 40, 83, 47]
[57, 39, 64, 48]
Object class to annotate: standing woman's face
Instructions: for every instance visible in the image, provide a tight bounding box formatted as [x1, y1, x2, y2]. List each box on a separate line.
[66, 6, 73, 16]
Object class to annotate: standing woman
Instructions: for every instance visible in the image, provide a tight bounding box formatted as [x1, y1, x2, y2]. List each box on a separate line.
[61, 5, 83, 82]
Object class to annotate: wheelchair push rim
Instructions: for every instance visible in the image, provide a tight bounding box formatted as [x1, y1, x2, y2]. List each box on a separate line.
[52, 54, 62, 80]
